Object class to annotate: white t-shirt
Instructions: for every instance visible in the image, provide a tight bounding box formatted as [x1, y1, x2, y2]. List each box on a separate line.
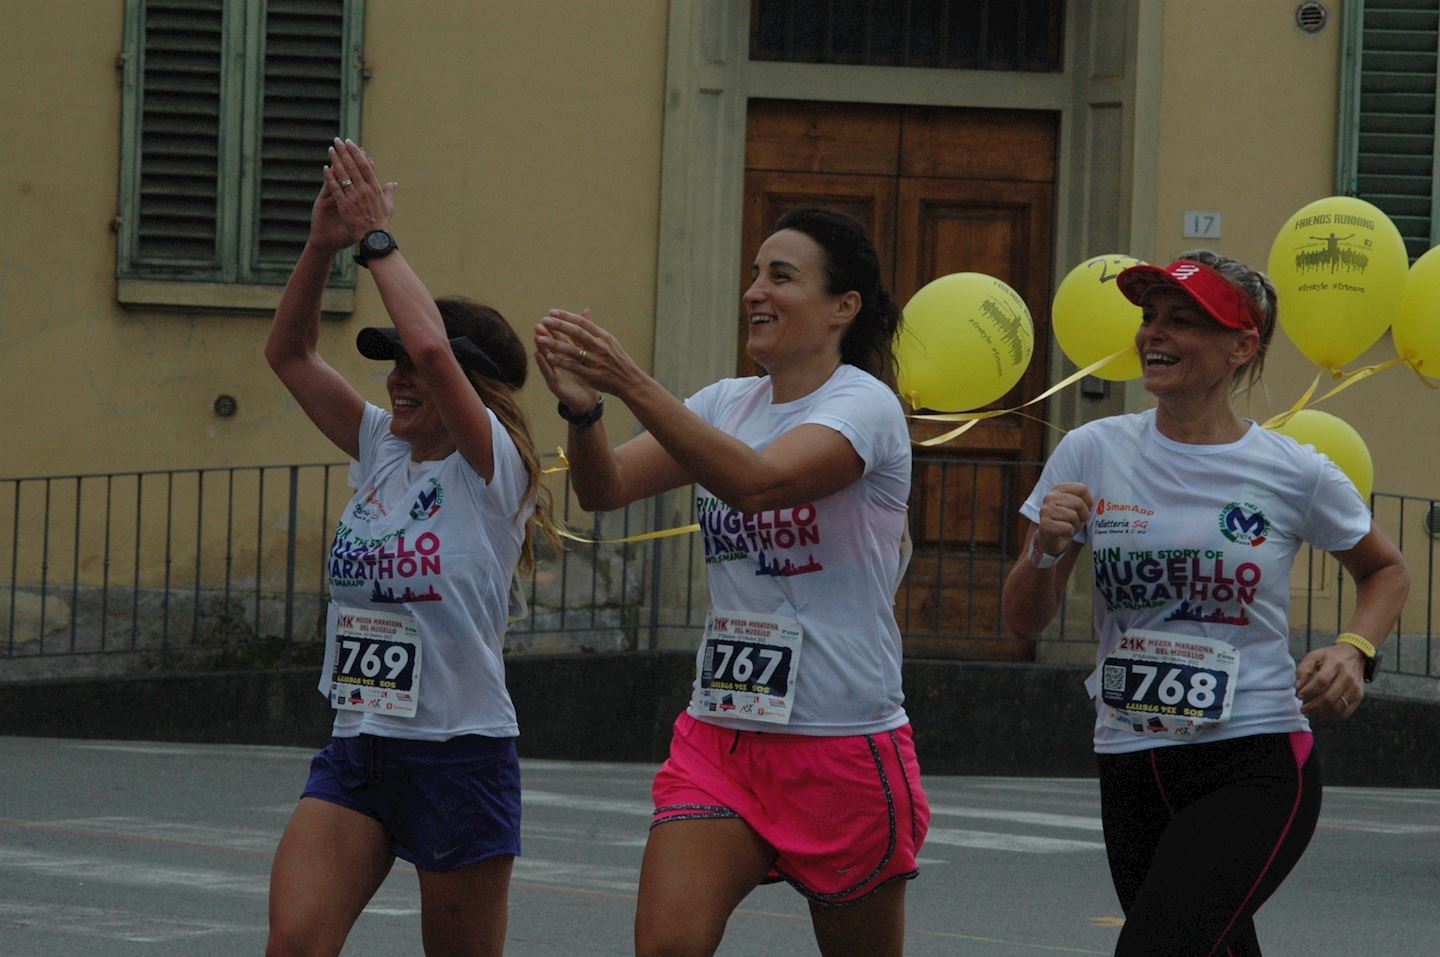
[320, 403, 533, 740]
[1021, 410, 1371, 754]
[683, 364, 912, 736]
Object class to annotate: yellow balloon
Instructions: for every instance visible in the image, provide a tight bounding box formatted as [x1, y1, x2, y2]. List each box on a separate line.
[897, 272, 1034, 412]
[1394, 244, 1440, 380]
[1268, 409, 1374, 500]
[1051, 254, 1145, 381]
[1267, 196, 1408, 369]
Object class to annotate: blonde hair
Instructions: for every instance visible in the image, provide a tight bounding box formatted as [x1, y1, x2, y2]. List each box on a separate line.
[1173, 248, 1278, 392]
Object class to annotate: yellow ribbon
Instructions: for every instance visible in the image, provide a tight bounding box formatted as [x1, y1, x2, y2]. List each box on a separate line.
[1262, 356, 1409, 429]
[542, 446, 571, 474]
[1401, 355, 1440, 390]
[541, 448, 699, 544]
[556, 523, 702, 546]
[907, 346, 1134, 446]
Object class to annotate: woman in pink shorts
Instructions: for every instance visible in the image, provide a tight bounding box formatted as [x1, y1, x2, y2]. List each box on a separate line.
[534, 207, 929, 956]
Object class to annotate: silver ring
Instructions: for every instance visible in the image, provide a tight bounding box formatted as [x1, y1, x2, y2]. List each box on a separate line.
[339, 177, 353, 187]
[1340, 695, 1350, 708]
[576, 349, 588, 365]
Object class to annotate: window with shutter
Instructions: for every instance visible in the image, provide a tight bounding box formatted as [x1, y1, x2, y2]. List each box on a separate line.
[749, 0, 1065, 72]
[118, 0, 364, 307]
[1337, 0, 1440, 261]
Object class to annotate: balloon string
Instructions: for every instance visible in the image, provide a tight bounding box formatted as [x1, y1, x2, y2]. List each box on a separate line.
[1262, 373, 1322, 431]
[540, 446, 700, 543]
[1403, 356, 1440, 390]
[908, 346, 1133, 447]
[557, 523, 701, 545]
[545, 346, 1116, 538]
[1263, 357, 1409, 429]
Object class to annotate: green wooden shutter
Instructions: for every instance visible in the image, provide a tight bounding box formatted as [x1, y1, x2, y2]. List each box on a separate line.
[251, 0, 353, 277]
[132, 0, 230, 271]
[1339, 0, 1440, 260]
[120, 0, 362, 290]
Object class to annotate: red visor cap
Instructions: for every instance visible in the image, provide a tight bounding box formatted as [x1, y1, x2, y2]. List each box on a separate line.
[1115, 260, 1264, 332]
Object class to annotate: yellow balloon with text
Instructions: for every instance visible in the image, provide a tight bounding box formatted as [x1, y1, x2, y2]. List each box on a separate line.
[1393, 243, 1440, 381]
[1268, 409, 1374, 501]
[897, 272, 1034, 412]
[1267, 196, 1408, 370]
[1051, 254, 1145, 381]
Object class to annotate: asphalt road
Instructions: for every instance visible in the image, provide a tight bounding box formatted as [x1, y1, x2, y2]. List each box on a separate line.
[1, 737, 1436, 956]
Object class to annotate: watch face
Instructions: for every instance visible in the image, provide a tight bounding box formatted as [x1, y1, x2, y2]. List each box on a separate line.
[366, 231, 390, 252]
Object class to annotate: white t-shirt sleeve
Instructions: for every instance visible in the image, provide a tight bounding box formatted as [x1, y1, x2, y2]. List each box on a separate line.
[804, 375, 907, 478]
[1298, 452, 1372, 553]
[1020, 427, 1092, 544]
[451, 409, 529, 521]
[682, 379, 734, 426]
[349, 403, 394, 488]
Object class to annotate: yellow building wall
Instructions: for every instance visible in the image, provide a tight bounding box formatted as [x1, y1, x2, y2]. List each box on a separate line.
[1149, 0, 1438, 501]
[1148, 0, 1436, 641]
[1, 2, 669, 478]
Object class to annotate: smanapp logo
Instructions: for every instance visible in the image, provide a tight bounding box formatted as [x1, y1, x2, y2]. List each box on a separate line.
[1219, 502, 1268, 546]
[1096, 499, 1155, 517]
[1091, 498, 1156, 536]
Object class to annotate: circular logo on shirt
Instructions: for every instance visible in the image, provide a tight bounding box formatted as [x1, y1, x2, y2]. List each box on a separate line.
[1218, 501, 1268, 546]
[409, 478, 444, 521]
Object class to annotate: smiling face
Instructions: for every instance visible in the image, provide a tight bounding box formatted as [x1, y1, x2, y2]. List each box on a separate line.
[385, 353, 449, 450]
[742, 229, 857, 373]
[1136, 287, 1259, 400]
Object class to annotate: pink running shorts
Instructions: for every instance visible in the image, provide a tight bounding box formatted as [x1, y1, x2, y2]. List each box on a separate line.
[651, 711, 930, 905]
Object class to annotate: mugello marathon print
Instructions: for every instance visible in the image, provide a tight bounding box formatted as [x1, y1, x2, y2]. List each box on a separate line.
[697, 495, 825, 576]
[1086, 496, 1266, 621]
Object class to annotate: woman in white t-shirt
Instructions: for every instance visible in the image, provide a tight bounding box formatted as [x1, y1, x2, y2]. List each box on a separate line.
[264, 140, 558, 957]
[1002, 250, 1408, 957]
[534, 208, 928, 957]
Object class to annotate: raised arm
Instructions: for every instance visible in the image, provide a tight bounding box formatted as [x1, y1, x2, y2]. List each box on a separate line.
[535, 310, 864, 513]
[264, 164, 367, 459]
[327, 140, 498, 481]
[532, 325, 690, 511]
[1295, 523, 1409, 718]
[1002, 482, 1093, 638]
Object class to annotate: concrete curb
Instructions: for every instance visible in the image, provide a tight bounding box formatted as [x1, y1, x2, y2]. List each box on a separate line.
[1, 653, 1435, 786]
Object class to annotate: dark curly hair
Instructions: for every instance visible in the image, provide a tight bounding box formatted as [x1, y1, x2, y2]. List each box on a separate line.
[773, 207, 902, 388]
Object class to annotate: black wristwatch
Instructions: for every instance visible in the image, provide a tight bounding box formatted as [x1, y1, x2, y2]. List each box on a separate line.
[353, 229, 399, 267]
[558, 395, 604, 430]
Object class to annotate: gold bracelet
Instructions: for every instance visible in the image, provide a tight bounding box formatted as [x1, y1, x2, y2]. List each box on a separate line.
[1335, 632, 1377, 659]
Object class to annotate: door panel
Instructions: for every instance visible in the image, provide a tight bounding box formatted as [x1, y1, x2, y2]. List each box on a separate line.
[899, 106, 1057, 182]
[897, 176, 1053, 451]
[741, 101, 1057, 658]
[739, 170, 896, 375]
[747, 99, 901, 175]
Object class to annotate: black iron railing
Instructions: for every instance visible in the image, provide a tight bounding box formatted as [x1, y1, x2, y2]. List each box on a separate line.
[2, 461, 1436, 685]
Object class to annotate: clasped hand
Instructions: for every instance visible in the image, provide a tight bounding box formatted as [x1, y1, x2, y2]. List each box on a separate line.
[307, 138, 398, 252]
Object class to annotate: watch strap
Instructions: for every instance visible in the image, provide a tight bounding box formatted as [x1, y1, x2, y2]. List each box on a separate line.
[558, 395, 604, 430]
[353, 229, 398, 267]
[1028, 537, 1060, 570]
[1335, 632, 1380, 682]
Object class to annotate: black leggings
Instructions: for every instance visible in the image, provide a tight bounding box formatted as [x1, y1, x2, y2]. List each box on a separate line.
[1097, 732, 1322, 957]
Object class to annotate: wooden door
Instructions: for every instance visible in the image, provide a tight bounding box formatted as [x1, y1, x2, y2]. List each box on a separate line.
[743, 99, 1056, 659]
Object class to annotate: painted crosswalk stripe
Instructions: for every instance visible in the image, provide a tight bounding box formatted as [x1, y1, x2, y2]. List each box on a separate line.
[923, 827, 1105, 854]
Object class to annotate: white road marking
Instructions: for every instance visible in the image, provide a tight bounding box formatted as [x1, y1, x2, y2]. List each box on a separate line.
[923, 827, 1105, 854]
[0, 901, 251, 944]
[42, 816, 277, 851]
[928, 803, 1102, 831]
[512, 857, 639, 893]
[0, 847, 270, 895]
[523, 789, 653, 816]
[1318, 817, 1440, 835]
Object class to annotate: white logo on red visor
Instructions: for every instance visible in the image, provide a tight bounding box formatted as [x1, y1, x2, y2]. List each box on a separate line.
[1172, 264, 1201, 281]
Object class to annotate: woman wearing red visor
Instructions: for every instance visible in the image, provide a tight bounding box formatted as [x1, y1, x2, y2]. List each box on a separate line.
[1002, 251, 1408, 956]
